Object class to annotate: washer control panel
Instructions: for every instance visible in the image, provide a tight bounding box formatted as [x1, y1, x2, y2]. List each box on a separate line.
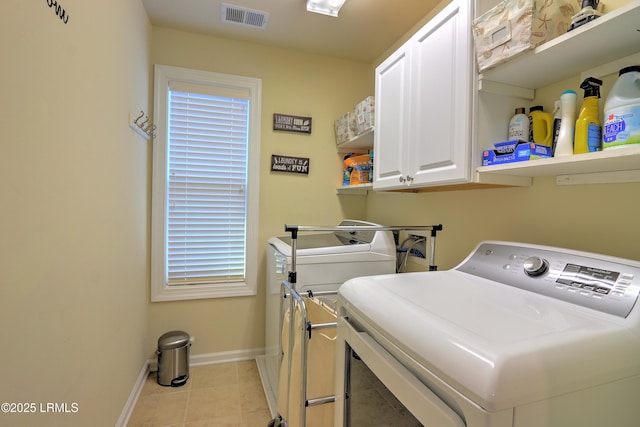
[456, 241, 640, 318]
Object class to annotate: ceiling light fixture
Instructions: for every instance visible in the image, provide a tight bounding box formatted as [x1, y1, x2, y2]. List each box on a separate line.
[306, 0, 346, 17]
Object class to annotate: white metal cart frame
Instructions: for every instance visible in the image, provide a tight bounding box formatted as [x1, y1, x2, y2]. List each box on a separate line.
[269, 224, 443, 427]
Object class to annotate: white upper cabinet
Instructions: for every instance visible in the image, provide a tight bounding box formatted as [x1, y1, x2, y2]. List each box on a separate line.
[373, 43, 411, 189]
[374, 0, 474, 191]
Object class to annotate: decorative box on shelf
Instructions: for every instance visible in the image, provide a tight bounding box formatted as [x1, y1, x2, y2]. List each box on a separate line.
[355, 96, 374, 135]
[472, 0, 581, 73]
[334, 96, 375, 145]
[334, 112, 357, 145]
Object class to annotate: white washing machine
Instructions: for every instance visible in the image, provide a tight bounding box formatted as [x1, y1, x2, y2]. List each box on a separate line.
[257, 220, 396, 417]
[335, 241, 640, 426]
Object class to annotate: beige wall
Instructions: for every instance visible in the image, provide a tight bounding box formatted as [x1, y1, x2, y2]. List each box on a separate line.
[0, 1, 151, 426]
[2, 0, 638, 424]
[147, 27, 371, 357]
[367, 176, 640, 270]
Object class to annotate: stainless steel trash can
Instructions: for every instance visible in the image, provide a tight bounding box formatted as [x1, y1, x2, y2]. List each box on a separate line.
[157, 330, 190, 387]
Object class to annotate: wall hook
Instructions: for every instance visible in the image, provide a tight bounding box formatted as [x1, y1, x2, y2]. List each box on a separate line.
[134, 111, 145, 126]
[130, 110, 154, 141]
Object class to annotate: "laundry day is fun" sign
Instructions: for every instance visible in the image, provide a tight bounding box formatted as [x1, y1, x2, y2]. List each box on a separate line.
[271, 155, 310, 175]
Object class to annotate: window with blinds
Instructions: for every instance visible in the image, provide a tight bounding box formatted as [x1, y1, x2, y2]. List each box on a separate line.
[167, 90, 248, 286]
[152, 65, 261, 301]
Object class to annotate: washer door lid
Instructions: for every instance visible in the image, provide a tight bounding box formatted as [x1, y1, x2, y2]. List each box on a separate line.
[338, 270, 640, 411]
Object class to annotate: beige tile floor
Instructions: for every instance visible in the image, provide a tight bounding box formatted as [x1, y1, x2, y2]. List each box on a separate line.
[128, 360, 273, 427]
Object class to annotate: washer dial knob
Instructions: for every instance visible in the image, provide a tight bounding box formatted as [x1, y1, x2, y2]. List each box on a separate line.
[523, 256, 549, 277]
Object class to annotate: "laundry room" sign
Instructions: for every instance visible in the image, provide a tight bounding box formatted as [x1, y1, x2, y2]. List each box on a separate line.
[273, 113, 312, 134]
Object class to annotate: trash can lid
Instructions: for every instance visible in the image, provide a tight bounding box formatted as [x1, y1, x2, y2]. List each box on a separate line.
[158, 330, 190, 350]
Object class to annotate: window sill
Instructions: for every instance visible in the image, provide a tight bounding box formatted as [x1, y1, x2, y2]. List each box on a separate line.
[151, 281, 256, 302]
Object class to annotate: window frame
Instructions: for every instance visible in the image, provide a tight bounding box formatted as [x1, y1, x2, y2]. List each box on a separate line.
[151, 64, 262, 302]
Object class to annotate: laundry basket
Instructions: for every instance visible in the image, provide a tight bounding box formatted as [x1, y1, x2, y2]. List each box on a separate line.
[157, 330, 191, 387]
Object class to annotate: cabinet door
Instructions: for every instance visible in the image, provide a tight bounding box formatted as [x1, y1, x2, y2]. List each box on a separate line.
[373, 42, 412, 190]
[409, 0, 473, 186]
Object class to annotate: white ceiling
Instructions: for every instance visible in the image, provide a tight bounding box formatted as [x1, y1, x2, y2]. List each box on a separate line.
[141, 0, 442, 63]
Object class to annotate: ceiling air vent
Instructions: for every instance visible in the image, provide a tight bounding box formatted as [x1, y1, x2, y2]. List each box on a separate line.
[221, 3, 269, 29]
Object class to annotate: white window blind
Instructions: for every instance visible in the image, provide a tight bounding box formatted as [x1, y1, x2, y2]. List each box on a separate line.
[167, 89, 250, 286]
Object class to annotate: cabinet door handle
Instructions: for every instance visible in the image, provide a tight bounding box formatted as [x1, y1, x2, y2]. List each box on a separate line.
[406, 175, 414, 182]
[399, 176, 406, 183]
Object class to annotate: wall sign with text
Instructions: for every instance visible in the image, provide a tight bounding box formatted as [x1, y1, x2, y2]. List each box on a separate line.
[273, 113, 312, 134]
[271, 155, 310, 175]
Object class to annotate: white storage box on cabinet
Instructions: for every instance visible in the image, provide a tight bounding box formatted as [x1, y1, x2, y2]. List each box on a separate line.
[374, 0, 474, 191]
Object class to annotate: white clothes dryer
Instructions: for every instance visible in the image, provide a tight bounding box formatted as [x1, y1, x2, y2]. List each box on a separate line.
[258, 220, 396, 417]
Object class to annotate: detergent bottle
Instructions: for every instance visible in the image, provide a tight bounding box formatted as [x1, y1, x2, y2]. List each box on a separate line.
[551, 100, 562, 151]
[554, 90, 577, 157]
[574, 77, 602, 154]
[508, 108, 529, 141]
[528, 106, 553, 147]
[602, 65, 640, 150]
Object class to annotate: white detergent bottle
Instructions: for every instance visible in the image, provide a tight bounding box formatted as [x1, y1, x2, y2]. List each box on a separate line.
[508, 108, 529, 141]
[554, 90, 577, 157]
[603, 65, 640, 150]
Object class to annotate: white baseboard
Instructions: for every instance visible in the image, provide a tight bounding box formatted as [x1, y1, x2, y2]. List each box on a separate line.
[189, 347, 265, 367]
[116, 360, 150, 427]
[147, 347, 265, 372]
[255, 355, 278, 418]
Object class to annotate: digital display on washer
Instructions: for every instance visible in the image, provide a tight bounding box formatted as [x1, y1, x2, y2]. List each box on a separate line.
[556, 263, 620, 294]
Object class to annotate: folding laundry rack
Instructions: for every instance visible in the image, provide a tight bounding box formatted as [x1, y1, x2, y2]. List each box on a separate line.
[268, 224, 443, 427]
